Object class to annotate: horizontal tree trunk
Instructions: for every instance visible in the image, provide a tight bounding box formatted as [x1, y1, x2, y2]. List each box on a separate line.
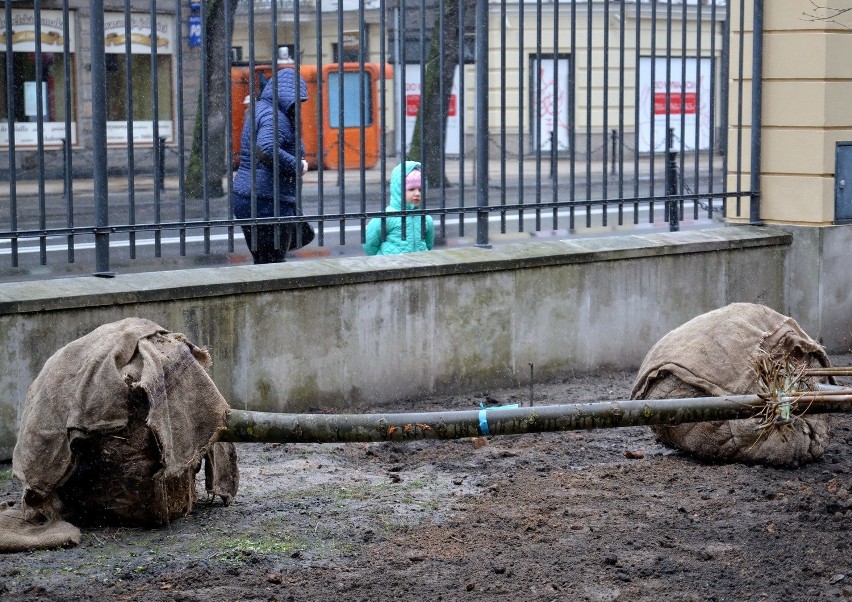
[220, 392, 852, 444]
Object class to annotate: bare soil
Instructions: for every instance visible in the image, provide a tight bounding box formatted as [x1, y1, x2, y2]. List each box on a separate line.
[1, 355, 850, 602]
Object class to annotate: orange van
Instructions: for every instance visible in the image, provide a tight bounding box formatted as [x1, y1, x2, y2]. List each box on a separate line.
[230, 62, 393, 171]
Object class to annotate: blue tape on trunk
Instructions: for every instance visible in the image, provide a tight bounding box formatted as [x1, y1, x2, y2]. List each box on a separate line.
[478, 403, 519, 436]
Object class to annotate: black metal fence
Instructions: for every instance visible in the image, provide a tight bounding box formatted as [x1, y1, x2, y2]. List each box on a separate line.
[0, 0, 761, 277]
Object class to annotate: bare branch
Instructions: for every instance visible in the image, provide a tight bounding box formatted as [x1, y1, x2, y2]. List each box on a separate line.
[802, 0, 852, 28]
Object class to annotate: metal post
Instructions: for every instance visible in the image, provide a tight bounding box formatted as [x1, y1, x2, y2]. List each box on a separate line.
[89, 0, 112, 276]
[475, 0, 490, 247]
[550, 130, 556, 178]
[749, 0, 764, 225]
[158, 137, 166, 191]
[610, 129, 617, 176]
[666, 128, 680, 232]
[62, 138, 69, 199]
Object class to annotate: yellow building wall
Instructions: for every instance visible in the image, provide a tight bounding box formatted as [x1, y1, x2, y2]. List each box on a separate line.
[728, 1, 852, 224]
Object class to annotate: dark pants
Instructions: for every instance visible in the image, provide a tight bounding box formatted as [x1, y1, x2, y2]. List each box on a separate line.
[234, 192, 299, 264]
[240, 224, 294, 264]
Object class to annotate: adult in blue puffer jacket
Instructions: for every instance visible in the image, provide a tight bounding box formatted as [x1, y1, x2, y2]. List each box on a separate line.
[363, 161, 435, 256]
[233, 68, 309, 264]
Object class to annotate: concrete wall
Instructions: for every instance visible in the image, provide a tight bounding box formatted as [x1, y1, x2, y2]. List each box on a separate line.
[0, 225, 793, 460]
[780, 224, 852, 352]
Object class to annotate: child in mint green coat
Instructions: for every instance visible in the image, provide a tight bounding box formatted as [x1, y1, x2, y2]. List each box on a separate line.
[363, 161, 434, 255]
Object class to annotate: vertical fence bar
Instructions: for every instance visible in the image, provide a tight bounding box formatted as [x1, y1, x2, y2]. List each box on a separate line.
[617, 0, 625, 226]
[150, 0, 163, 258]
[534, 0, 542, 232]
[63, 0, 75, 263]
[271, 0, 281, 252]
[517, 0, 525, 233]
[34, 0, 47, 266]
[247, 0, 258, 256]
[694, 0, 702, 219]
[475, 0, 489, 247]
[316, 0, 325, 247]
[437, 0, 447, 238]
[550, 0, 559, 231]
[375, 0, 385, 241]
[90, 0, 112, 275]
[294, 0, 306, 250]
[601, 0, 609, 228]
[124, 0, 136, 259]
[664, 0, 672, 228]
[499, 0, 507, 234]
[360, 1, 370, 239]
[396, 0, 405, 185]
[708, 0, 718, 220]
[4, 0, 18, 267]
[568, 0, 575, 231]
[176, 0, 188, 255]
[337, 4, 346, 243]
[648, 0, 657, 224]
[720, 2, 730, 217]
[198, 0, 210, 253]
[584, 0, 592, 228]
[223, 0, 234, 253]
[735, 0, 745, 217]
[395, 1, 406, 244]
[632, 0, 640, 224]
[678, 0, 687, 224]
[457, 0, 466, 238]
[417, 0, 426, 241]
[749, 0, 763, 225]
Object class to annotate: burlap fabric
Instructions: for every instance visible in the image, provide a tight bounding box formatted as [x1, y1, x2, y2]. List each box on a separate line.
[0, 318, 238, 553]
[631, 303, 833, 467]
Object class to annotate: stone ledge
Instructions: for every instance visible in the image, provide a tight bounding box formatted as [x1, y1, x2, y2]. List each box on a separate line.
[0, 225, 791, 316]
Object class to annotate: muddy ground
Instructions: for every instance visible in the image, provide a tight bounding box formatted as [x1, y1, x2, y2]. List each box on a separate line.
[1, 354, 850, 602]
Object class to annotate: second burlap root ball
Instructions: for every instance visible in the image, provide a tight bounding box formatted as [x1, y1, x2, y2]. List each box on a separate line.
[631, 303, 833, 467]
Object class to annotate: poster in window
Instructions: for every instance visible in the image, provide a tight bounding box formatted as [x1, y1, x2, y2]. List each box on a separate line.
[398, 64, 461, 155]
[530, 54, 570, 152]
[24, 82, 49, 118]
[104, 12, 174, 54]
[0, 9, 77, 148]
[638, 57, 713, 153]
[103, 12, 175, 144]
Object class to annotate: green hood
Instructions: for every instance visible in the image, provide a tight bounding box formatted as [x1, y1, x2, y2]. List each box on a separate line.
[388, 161, 424, 211]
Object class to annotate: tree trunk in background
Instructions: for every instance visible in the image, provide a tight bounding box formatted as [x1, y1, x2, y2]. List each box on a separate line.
[407, 0, 472, 189]
[185, 0, 239, 199]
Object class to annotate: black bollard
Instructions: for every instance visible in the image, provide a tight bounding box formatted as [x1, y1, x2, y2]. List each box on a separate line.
[158, 137, 166, 191]
[665, 128, 679, 232]
[610, 129, 618, 176]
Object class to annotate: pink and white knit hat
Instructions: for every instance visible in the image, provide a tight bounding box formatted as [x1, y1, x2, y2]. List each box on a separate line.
[405, 169, 422, 191]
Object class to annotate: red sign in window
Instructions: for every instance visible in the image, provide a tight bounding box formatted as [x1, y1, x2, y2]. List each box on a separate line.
[447, 94, 457, 117]
[406, 94, 420, 117]
[654, 92, 696, 115]
[407, 94, 458, 117]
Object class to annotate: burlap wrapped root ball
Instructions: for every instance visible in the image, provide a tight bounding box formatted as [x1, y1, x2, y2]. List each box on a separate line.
[631, 303, 833, 467]
[11, 317, 238, 530]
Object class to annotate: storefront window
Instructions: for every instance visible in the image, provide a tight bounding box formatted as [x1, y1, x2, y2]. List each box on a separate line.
[104, 12, 174, 145]
[0, 9, 77, 148]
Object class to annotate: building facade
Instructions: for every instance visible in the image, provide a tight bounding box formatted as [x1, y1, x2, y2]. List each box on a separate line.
[1, 1, 202, 179]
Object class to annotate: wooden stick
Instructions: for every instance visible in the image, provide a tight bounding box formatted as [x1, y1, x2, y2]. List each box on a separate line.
[804, 367, 852, 377]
